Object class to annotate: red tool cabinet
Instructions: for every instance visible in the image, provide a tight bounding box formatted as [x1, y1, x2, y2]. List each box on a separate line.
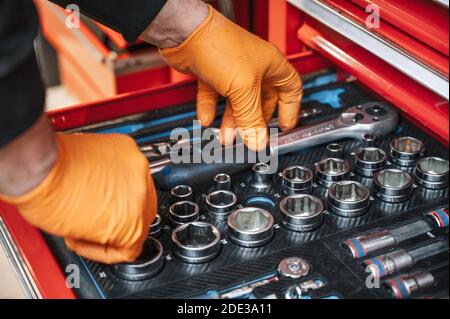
[0, 0, 448, 298]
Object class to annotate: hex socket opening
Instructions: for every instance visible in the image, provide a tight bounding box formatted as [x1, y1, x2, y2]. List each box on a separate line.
[317, 158, 349, 175]
[173, 222, 219, 248]
[253, 163, 271, 173]
[376, 169, 412, 189]
[331, 182, 370, 202]
[355, 147, 387, 163]
[112, 238, 164, 281]
[417, 157, 449, 176]
[228, 208, 273, 233]
[169, 201, 200, 226]
[328, 181, 370, 217]
[171, 185, 193, 200]
[279, 194, 324, 232]
[172, 222, 221, 263]
[391, 137, 424, 154]
[283, 166, 313, 182]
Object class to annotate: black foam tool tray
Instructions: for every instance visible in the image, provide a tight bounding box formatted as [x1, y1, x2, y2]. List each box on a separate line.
[43, 82, 449, 299]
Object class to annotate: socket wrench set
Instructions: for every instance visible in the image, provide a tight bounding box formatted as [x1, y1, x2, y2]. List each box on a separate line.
[43, 80, 449, 299]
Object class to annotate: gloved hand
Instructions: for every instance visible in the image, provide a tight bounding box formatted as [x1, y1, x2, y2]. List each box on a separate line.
[0, 133, 157, 264]
[160, 5, 303, 151]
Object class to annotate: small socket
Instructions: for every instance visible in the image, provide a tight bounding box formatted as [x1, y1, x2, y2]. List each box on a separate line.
[374, 169, 413, 203]
[227, 207, 274, 247]
[316, 158, 350, 187]
[390, 137, 425, 167]
[354, 147, 388, 177]
[172, 222, 221, 264]
[148, 214, 162, 238]
[169, 201, 200, 227]
[326, 143, 343, 158]
[214, 173, 232, 191]
[281, 166, 313, 194]
[328, 181, 371, 217]
[279, 194, 324, 232]
[250, 163, 273, 189]
[206, 190, 238, 219]
[171, 185, 194, 202]
[415, 157, 449, 190]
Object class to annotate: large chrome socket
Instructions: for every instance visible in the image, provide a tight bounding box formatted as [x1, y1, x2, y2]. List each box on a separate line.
[353, 147, 388, 177]
[112, 237, 164, 281]
[172, 222, 221, 264]
[227, 207, 274, 247]
[279, 194, 324, 232]
[390, 137, 425, 167]
[281, 166, 313, 194]
[169, 201, 200, 227]
[415, 157, 449, 190]
[205, 190, 238, 219]
[249, 163, 273, 189]
[315, 158, 350, 187]
[328, 181, 371, 217]
[171, 185, 194, 202]
[374, 169, 413, 203]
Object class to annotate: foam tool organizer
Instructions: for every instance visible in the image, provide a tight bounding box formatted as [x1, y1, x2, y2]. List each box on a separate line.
[44, 79, 449, 299]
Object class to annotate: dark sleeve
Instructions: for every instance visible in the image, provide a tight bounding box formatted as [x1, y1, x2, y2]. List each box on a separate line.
[0, 0, 45, 148]
[50, 0, 167, 43]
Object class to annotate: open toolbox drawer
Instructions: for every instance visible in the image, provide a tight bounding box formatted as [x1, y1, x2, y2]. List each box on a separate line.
[1, 2, 448, 299]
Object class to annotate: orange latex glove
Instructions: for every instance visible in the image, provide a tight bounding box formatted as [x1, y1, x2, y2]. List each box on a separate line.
[160, 5, 303, 151]
[0, 133, 157, 264]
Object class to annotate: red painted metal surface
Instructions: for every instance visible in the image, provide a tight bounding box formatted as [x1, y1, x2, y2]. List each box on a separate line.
[48, 51, 332, 131]
[323, 0, 449, 76]
[298, 19, 449, 144]
[348, 0, 449, 56]
[0, 203, 76, 299]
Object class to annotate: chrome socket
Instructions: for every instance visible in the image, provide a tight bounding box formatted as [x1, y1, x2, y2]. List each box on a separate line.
[148, 214, 162, 238]
[385, 271, 435, 299]
[281, 166, 313, 194]
[326, 143, 343, 158]
[328, 181, 371, 217]
[374, 169, 413, 203]
[279, 194, 324, 232]
[390, 137, 425, 167]
[172, 222, 221, 264]
[249, 163, 273, 189]
[362, 133, 377, 147]
[364, 249, 413, 279]
[112, 237, 164, 281]
[343, 230, 396, 259]
[415, 157, 449, 190]
[171, 185, 194, 202]
[169, 201, 200, 227]
[227, 207, 274, 247]
[214, 173, 232, 191]
[315, 158, 350, 187]
[205, 190, 238, 219]
[353, 147, 388, 177]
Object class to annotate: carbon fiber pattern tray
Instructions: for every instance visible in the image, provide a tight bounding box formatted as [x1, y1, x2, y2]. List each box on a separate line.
[43, 81, 449, 299]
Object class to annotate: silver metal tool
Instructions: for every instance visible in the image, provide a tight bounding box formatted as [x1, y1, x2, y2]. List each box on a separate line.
[169, 201, 200, 227]
[112, 237, 164, 281]
[278, 257, 311, 279]
[328, 181, 371, 217]
[270, 102, 398, 155]
[373, 169, 413, 203]
[279, 194, 324, 232]
[151, 102, 398, 190]
[227, 207, 274, 248]
[148, 214, 162, 238]
[172, 222, 221, 264]
[415, 157, 449, 190]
